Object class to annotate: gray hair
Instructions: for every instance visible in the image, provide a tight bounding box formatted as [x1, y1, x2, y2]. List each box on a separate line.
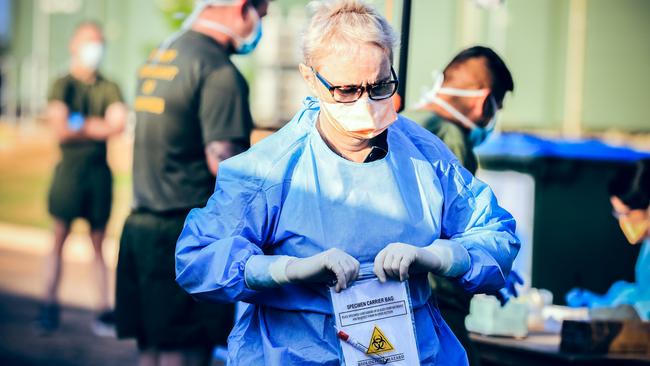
[302, 0, 399, 67]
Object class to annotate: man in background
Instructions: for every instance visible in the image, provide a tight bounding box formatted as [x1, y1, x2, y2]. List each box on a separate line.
[404, 45, 514, 365]
[407, 46, 514, 175]
[115, 1, 271, 365]
[39, 21, 127, 336]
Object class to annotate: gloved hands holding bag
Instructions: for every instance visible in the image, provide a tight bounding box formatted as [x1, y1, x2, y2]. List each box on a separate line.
[285, 248, 360, 292]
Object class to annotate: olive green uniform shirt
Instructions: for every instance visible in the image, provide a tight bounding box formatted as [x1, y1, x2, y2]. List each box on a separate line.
[403, 110, 478, 175]
[48, 73, 124, 158]
[47, 73, 123, 226]
[132, 31, 254, 212]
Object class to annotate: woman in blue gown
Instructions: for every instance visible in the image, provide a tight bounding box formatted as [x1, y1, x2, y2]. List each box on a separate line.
[175, 1, 520, 364]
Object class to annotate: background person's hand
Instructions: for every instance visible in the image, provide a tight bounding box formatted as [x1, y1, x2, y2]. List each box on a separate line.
[373, 242, 443, 282]
[81, 117, 104, 139]
[285, 248, 360, 292]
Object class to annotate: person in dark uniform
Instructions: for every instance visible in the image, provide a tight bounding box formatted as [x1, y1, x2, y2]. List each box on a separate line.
[39, 21, 127, 336]
[115, 1, 271, 365]
[403, 46, 514, 366]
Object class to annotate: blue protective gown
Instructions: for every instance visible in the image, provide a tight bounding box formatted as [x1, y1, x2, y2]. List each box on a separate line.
[175, 97, 520, 365]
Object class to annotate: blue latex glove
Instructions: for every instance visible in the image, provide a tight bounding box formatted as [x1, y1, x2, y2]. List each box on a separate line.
[566, 288, 592, 307]
[566, 281, 637, 308]
[68, 112, 85, 131]
[496, 270, 523, 306]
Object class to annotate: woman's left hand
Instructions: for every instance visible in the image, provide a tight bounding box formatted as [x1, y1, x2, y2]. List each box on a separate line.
[373, 242, 442, 282]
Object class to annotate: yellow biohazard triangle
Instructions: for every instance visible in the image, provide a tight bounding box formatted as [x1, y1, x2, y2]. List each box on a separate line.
[366, 326, 395, 354]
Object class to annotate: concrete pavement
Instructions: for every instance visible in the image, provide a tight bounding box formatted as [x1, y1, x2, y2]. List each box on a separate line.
[0, 222, 225, 365]
[0, 222, 133, 365]
[0, 222, 119, 309]
[0, 292, 138, 366]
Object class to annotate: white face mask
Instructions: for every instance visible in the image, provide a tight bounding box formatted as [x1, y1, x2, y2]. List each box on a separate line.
[320, 97, 397, 140]
[79, 42, 104, 70]
[416, 71, 498, 146]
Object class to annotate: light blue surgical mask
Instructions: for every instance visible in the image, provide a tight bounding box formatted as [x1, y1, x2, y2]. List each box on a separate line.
[235, 9, 262, 55]
[194, 5, 262, 55]
[468, 106, 498, 146]
[151, 1, 263, 64]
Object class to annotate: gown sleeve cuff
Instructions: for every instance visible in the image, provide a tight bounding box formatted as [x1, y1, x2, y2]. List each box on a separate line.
[425, 239, 471, 277]
[244, 255, 294, 290]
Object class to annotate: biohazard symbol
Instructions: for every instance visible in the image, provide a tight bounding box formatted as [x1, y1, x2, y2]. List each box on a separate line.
[366, 326, 394, 354]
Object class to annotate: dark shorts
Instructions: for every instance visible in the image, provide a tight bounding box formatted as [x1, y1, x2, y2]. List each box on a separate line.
[47, 160, 112, 229]
[115, 209, 234, 350]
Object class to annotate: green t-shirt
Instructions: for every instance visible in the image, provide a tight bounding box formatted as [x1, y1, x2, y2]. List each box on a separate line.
[403, 110, 478, 175]
[48, 73, 123, 161]
[132, 31, 254, 212]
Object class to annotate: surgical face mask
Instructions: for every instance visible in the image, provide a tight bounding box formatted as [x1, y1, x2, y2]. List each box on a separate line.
[619, 219, 649, 245]
[79, 42, 104, 70]
[320, 97, 397, 140]
[235, 7, 262, 55]
[416, 71, 497, 146]
[194, 4, 262, 55]
[618, 207, 650, 245]
[467, 101, 498, 146]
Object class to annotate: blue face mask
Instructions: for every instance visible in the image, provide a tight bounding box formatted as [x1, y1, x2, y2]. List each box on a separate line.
[468, 126, 491, 147]
[467, 110, 498, 146]
[235, 13, 262, 55]
[193, 5, 262, 55]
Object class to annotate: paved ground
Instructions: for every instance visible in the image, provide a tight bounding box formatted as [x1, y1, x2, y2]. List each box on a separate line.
[0, 291, 138, 366]
[0, 223, 226, 365]
[0, 222, 135, 365]
[0, 222, 119, 309]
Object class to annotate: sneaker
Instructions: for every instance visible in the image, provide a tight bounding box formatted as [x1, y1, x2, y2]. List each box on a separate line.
[35, 303, 60, 336]
[91, 310, 116, 337]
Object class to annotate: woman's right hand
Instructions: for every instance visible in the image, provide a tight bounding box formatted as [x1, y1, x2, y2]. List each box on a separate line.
[285, 248, 360, 292]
